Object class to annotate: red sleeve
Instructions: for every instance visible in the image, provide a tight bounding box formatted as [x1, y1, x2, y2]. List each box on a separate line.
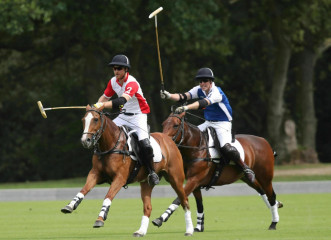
[123, 82, 139, 97]
[104, 79, 115, 98]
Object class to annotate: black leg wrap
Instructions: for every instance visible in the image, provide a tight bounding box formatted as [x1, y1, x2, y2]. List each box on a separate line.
[194, 214, 205, 232]
[164, 207, 175, 222]
[172, 197, 181, 205]
[73, 196, 83, 210]
[100, 205, 110, 220]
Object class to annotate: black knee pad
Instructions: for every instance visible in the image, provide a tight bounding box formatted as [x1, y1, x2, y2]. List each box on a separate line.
[221, 143, 240, 161]
[139, 138, 154, 157]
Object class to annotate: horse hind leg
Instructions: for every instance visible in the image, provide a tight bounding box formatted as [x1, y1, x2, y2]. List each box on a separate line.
[169, 177, 194, 236]
[263, 187, 283, 230]
[243, 177, 283, 230]
[133, 182, 154, 237]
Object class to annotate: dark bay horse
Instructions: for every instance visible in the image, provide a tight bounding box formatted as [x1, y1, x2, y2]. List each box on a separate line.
[152, 112, 283, 231]
[61, 105, 194, 237]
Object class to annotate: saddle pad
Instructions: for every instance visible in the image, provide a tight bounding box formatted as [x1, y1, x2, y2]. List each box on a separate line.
[125, 130, 162, 163]
[207, 128, 245, 162]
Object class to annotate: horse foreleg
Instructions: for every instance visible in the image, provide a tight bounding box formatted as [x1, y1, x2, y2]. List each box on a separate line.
[132, 182, 153, 237]
[61, 169, 99, 214]
[152, 197, 181, 227]
[192, 188, 205, 232]
[93, 178, 125, 228]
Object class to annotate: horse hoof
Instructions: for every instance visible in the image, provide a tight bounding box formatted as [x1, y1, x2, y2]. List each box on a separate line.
[152, 217, 163, 227]
[194, 227, 204, 232]
[61, 206, 73, 214]
[93, 220, 104, 228]
[268, 222, 277, 230]
[278, 201, 284, 208]
[133, 231, 144, 237]
[184, 232, 193, 236]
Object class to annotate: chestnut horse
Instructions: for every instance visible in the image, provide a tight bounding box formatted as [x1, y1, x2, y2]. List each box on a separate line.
[152, 112, 282, 231]
[61, 105, 194, 237]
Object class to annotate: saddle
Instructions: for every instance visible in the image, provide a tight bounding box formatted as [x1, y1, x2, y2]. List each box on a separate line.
[121, 126, 163, 187]
[201, 127, 230, 190]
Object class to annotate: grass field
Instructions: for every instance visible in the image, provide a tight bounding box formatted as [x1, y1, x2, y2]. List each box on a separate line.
[0, 193, 330, 240]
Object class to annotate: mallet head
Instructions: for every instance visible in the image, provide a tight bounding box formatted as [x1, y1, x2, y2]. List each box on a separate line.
[37, 101, 47, 119]
[149, 7, 163, 18]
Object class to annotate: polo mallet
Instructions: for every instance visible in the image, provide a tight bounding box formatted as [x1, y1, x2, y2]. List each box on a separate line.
[37, 101, 85, 119]
[149, 7, 164, 91]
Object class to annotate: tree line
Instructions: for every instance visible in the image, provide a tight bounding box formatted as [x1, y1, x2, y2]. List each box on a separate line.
[0, 0, 330, 182]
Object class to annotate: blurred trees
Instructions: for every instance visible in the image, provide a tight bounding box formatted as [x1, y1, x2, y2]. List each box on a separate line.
[0, 0, 330, 182]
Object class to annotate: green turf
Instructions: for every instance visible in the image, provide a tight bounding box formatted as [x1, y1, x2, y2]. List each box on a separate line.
[0, 194, 330, 239]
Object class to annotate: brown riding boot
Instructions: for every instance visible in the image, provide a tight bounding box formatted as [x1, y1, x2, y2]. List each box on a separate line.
[221, 143, 255, 183]
[139, 138, 160, 186]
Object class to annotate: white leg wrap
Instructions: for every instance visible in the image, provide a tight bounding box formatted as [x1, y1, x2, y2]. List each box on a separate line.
[260, 194, 271, 209]
[270, 202, 279, 222]
[135, 216, 149, 236]
[185, 210, 194, 235]
[98, 198, 112, 219]
[161, 203, 179, 221]
[68, 192, 84, 208]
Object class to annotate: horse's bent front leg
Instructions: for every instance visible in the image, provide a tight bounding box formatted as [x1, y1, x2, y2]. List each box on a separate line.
[61, 169, 99, 214]
[133, 182, 154, 237]
[93, 177, 126, 228]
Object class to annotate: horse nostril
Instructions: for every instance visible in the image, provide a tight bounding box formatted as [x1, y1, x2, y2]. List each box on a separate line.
[86, 138, 91, 142]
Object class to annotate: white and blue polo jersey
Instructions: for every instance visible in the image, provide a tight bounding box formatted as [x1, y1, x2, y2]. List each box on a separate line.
[188, 82, 232, 122]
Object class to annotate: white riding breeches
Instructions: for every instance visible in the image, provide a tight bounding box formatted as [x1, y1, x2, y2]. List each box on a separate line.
[113, 113, 149, 140]
[198, 121, 232, 147]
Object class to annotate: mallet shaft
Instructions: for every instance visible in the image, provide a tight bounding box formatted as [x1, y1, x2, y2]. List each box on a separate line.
[44, 106, 86, 110]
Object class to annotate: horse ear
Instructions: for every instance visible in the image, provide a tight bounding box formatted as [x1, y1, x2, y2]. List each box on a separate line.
[86, 104, 91, 110]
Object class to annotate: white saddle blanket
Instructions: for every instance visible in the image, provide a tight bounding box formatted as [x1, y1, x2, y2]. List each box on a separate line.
[125, 129, 162, 163]
[207, 128, 245, 163]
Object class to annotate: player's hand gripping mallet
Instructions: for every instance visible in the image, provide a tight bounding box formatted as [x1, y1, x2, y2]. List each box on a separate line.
[149, 7, 164, 91]
[37, 101, 86, 119]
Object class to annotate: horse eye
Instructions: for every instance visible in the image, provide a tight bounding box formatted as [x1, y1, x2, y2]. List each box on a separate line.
[173, 124, 179, 129]
[94, 118, 98, 122]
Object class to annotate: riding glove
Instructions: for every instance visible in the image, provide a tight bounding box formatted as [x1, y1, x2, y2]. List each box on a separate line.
[175, 106, 188, 114]
[94, 102, 104, 108]
[160, 90, 171, 99]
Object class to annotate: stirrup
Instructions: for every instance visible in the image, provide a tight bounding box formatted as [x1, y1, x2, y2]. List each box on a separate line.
[148, 172, 160, 186]
[244, 168, 255, 182]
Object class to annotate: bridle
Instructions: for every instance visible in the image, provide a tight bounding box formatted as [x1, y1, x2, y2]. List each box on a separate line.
[168, 114, 208, 151]
[82, 109, 130, 157]
[82, 109, 107, 146]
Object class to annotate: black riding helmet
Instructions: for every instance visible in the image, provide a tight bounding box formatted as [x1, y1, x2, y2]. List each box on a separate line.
[195, 67, 214, 80]
[108, 55, 131, 69]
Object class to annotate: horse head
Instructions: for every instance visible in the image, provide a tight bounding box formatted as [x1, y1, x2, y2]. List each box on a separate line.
[162, 112, 186, 144]
[81, 104, 106, 149]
